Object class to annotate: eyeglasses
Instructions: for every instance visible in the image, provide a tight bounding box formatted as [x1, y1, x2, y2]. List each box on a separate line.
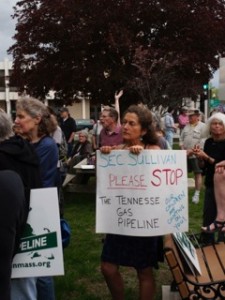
[79, 135, 86, 138]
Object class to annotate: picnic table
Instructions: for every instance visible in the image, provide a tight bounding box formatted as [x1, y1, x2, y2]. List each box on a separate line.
[73, 158, 95, 174]
[64, 158, 96, 193]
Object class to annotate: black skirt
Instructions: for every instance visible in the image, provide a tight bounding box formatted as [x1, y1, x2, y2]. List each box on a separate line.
[101, 234, 163, 270]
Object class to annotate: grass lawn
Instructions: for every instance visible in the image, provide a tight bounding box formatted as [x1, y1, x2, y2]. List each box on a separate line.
[55, 182, 204, 300]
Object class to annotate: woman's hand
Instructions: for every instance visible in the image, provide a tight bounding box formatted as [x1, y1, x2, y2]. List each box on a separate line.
[192, 144, 200, 155]
[192, 145, 204, 158]
[129, 145, 143, 154]
[186, 149, 193, 156]
[115, 90, 123, 100]
[194, 148, 215, 164]
[193, 148, 208, 160]
[100, 146, 112, 154]
[215, 161, 225, 173]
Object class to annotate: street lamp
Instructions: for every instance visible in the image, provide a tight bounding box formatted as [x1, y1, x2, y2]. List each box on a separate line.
[203, 83, 209, 119]
[203, 84, 208, 91]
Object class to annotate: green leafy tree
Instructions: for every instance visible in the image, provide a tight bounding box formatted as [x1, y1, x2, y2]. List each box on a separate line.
[9, 0, 225, 107]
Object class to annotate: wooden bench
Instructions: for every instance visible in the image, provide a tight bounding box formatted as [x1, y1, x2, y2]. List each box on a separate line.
[164, 233, 225, 300]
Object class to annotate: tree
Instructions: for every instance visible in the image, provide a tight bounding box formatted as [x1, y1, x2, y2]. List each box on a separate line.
[9, 0, 225, 108]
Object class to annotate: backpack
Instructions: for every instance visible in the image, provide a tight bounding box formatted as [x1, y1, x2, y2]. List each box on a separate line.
[60, 218, 71, 248]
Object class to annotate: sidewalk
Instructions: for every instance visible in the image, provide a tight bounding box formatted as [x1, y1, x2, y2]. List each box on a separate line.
[188, 178, 195, 188]
[162, 285, 181, 300]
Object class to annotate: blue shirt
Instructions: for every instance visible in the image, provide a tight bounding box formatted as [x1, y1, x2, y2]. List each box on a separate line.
[33, 136, 58, 188]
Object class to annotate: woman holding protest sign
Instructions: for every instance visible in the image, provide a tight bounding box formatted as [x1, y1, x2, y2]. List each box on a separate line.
[100, 105, 163, 300]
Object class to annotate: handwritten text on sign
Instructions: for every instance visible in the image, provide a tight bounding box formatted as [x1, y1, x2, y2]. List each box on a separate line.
[96, 150, 188, 236]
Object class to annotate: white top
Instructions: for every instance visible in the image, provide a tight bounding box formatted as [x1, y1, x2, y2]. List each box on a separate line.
[179, 121, 206, 151]
[52, 126, 63, 167]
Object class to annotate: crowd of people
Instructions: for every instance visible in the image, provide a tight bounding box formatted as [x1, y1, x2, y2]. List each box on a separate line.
[2, 91, 225, 300]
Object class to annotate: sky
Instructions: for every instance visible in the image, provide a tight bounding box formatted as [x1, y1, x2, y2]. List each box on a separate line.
[210, 69, 219, 88]
[1, 0, 17, 61]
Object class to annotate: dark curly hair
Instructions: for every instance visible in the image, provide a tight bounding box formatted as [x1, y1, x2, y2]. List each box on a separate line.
[122, 105, 159, 145]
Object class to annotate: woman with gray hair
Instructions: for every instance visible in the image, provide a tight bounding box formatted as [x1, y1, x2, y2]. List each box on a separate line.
[63, 130, 93, 186]
[15, 97, 58, 187]
[12, 97, 58, 300]
[193, 112, 225, 242]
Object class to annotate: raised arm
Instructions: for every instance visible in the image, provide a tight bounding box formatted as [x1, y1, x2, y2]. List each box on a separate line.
[114, 90, 123, 126]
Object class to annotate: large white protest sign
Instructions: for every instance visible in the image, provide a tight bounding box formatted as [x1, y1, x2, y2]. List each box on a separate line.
[96, 150, 188, 236]
[12, 188, 64, 278]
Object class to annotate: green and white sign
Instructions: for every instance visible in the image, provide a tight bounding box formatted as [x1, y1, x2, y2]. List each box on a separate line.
[210, 98, 220, 108]
[11, 188, 64, 278]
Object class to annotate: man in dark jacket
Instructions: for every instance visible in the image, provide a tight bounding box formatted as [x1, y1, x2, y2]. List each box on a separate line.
[0, 170, 26, 300]
[60, 107, 77, 157]
[0, 110, 42, 299]
[0, 135, 42, 204]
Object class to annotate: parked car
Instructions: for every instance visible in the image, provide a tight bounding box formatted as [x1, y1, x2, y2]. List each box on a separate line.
[75, 119, 95, 131]
[74, 119, 95, 143]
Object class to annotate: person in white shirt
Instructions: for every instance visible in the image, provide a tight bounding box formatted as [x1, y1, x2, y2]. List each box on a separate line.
[92, 113, 104, 150]
[179, 108, 206, 204]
